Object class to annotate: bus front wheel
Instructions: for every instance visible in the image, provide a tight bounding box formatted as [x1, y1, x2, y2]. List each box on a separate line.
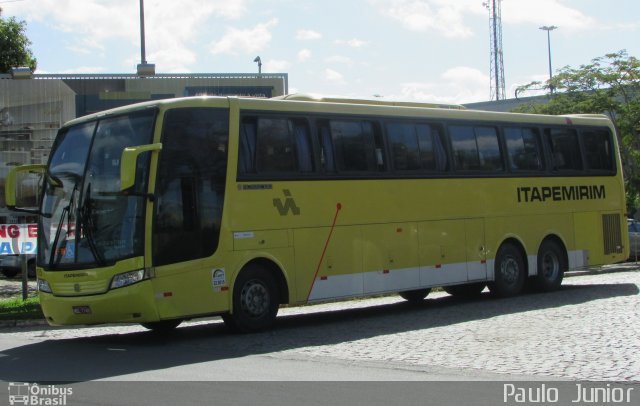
[224, 265, 280, 333]
[489, 243, 525, 298]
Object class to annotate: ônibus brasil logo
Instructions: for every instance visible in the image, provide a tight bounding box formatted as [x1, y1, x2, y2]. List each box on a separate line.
[8, 383, 73, 406]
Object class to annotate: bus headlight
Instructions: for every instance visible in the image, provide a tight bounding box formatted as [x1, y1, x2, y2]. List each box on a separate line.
[110, 269, 147, 290]
[38, 279, 52, 293]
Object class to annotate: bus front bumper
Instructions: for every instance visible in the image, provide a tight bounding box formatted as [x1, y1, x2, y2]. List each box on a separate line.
[39, 280, 160, 326]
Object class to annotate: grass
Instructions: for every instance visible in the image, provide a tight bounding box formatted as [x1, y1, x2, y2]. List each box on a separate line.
[0, 295, 44, 321]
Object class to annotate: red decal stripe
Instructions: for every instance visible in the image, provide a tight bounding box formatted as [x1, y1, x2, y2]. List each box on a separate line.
[307, 203, 343, 300]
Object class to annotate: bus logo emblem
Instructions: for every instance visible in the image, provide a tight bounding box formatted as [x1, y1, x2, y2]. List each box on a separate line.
[273, 189, 300, 216]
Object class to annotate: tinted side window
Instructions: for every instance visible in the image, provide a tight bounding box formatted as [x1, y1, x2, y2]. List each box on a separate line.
[387, 123, 421, 171]
[239, 117, 314, 176]
[547, 129, 583, 171]
[330, 120, 385, 172]
[256, 118, 296, 173]
[318, 122, 335, 173]
[450, 125, 503, 171]
[387, 122, 448, 172]
[583, 129, 614, 172]
[504, 127, 543, 171]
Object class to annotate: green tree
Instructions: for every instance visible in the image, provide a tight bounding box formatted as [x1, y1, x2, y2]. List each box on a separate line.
[0, 8, 37, 73]
[514, 50, 640, 214]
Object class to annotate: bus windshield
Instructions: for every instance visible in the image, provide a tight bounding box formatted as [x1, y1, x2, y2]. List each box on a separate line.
[38, 109, 156, 270]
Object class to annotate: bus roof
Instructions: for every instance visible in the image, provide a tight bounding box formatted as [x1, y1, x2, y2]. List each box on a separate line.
[272, 93, 466, 110]
[60, 94, 614, 131]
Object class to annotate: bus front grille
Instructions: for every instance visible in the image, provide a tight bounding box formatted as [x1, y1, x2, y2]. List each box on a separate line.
[602, 214, 623, 255]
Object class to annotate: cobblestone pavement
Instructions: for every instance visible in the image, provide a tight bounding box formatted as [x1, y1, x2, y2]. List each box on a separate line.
[1, 265, 639, 381]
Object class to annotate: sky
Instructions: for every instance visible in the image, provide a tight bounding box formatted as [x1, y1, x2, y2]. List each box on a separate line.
[1, 0, 639, 104]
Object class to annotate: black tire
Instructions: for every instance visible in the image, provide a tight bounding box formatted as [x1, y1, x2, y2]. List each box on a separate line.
[444, 282, 486, 298]
[489, 243, 526, 298]
[224, 265, 280, 333]
[141, 319, 182, 332]
[399, 288, 431, 303]
[531, 240, 565, 292]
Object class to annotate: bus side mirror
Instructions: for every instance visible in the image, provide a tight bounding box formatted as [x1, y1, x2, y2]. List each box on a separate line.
[5, 164, 46, 214]
[120, 143, 162, 191]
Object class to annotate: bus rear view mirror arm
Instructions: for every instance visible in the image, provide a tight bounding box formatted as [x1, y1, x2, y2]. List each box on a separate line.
[120, 143, 162, 191]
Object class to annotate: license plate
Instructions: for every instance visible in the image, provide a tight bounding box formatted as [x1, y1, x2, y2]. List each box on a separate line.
[72, 306, 92, 315]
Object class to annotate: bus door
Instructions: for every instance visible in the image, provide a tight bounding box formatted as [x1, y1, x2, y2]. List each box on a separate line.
[150, 108, 229, 319]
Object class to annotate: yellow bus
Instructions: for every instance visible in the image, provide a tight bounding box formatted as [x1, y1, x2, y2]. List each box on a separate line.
[6, 94, 628, 332]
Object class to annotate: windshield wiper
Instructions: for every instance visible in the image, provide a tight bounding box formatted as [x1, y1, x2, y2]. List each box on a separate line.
[48, 182, 78, 268]
[78, 183, 106, 266]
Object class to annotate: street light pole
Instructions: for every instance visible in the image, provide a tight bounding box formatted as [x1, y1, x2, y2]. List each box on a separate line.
[137, 0, 155, 76]
[539, 25, 558, 95]
[139, 0, 147, 65]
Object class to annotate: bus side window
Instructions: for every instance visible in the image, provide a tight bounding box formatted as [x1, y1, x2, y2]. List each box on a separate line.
[504, 127, 543, 171]
[292, 119, 314, 173]
[432, 126, 449, 172]
[256, 118, 297, 173]
[370, 121, 386, 171]
[450, 125, 502, 172]
[329, 120, 384, 172]
[582, 129, 614, 172]
[387, 122, 446, 172]
[239, 119, 257, 174]
[418, 124, 449, 172]
[387, 122, 421, 171]
[450, 125, 478, 170]
[318, 122, 336, 173]
[547, 128, 583, 171]
[475, 126, 503, 171]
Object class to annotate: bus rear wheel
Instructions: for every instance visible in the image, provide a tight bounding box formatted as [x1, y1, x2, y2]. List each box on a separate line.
[223, 265, 280, 333]
[489, 243, 526, 298]
[531, 240, 565, 292]
[399, 288, 431, 303]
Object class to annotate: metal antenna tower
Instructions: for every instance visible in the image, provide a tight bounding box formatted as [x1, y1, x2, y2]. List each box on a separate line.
[484, 0, 505, 100]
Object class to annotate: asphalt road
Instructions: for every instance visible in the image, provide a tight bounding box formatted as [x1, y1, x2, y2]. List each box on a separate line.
[1, 266, 639, 405]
